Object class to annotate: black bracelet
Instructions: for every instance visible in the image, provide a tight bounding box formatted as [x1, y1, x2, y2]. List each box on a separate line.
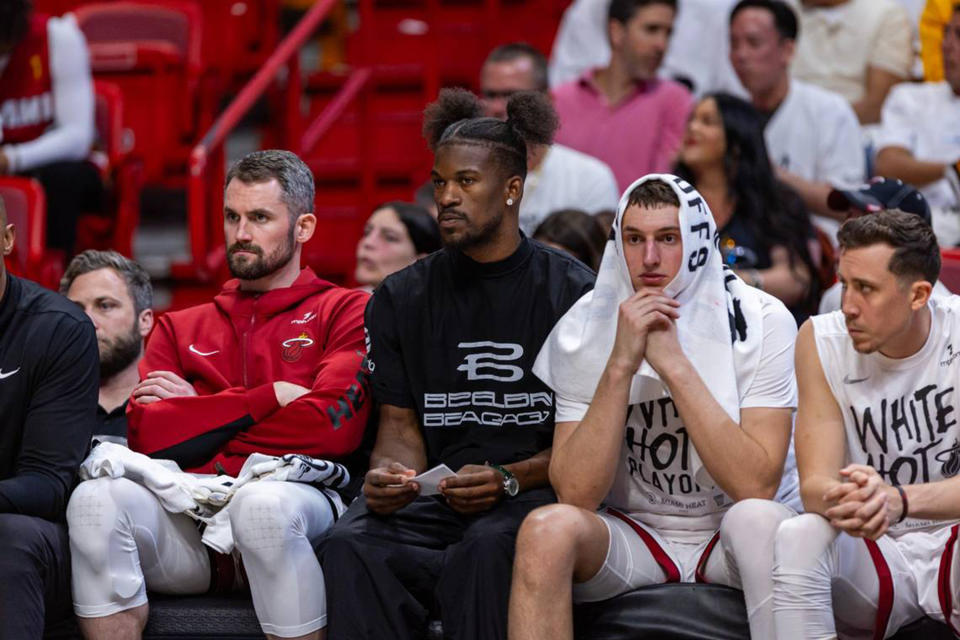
[895, 485, 909, 524]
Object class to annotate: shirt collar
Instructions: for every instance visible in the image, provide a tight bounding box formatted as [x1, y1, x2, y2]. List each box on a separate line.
[576, 68, 652, 100]
[449, 233, 534, 278]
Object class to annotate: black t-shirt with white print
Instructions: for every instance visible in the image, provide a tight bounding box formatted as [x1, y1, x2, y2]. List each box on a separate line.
[365, 236, 595, 470]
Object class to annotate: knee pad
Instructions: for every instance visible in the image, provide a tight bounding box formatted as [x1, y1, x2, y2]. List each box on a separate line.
[775, 514, 837, 568]
[67, 478, 151, 603]
[67, 478, 135, 559]
[230, 483, 304, 561]
[721, 499, 792, 546]
[772, 515, 839, 622]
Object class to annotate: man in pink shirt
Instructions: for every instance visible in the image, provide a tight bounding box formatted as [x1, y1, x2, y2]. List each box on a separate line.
[551, 0, 692, 191]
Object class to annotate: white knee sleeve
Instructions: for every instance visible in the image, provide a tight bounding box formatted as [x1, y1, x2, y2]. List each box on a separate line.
[773, 513, 840, 640]
[67, 477, 209, 618]
[716, 499, 795, 640]
[230, 482, 343, 638]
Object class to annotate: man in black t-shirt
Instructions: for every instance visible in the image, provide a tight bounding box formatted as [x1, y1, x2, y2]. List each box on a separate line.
[320, 90, 595, 640]
[0, 193, 99, 638]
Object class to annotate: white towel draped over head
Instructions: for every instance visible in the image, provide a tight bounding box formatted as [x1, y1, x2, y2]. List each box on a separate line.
[533, 174, 765, 488]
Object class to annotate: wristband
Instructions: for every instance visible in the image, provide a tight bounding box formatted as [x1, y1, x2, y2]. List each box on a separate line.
[895, 485, 909, 524]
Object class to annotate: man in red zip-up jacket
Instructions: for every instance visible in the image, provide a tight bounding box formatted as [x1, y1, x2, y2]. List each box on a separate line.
[66, 150, 370, 640]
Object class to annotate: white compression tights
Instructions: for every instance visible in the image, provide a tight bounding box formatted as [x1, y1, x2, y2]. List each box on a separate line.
[772, 513, 922, 640]
[67, 477, 343, 638]
[710, 499, 797, 640]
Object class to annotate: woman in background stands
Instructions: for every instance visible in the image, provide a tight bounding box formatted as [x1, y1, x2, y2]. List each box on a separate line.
[354, 201, 441, 291]
[675, 92, 820, 322]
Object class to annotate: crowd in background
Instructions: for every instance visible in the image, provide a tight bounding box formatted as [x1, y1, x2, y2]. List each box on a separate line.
[7, 0, 960, 638]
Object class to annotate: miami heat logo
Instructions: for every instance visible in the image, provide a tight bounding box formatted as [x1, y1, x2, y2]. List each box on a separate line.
[936, 439, 960, 477]
[281, 332, 315, 363]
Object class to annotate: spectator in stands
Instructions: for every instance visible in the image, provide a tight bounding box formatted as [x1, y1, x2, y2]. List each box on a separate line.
[67, 150, 370, 640]
[792, 0, 913, 124]
[61, 250, 153, 445]
[674, 92, 820, 320]
[594, 209, 616, 236]
[772, 210, 960, 638]
[319, 89, 595, 640]
[547, 0, 611, 88]
[874, 4, 960, 247]
[920, 0, 954, 80]
[532, 209, 607, 270]
[480, 43, 620, 233]
[730, 0, 865, 239]
[551, 0, 693, 192]
[0, 195, 99, 639]
[818, 178, 952, 312]
[355, 201, 440, 291]
[549, 0, 745, 97]
[414, 181, 439, 218]
[509, 176, 798, 640]
[0, 0, 102, 255]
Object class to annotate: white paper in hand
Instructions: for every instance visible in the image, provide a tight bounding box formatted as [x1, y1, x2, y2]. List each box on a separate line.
[411, 464, 456, 496]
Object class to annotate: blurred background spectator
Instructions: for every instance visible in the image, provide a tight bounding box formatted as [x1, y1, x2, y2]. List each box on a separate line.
[920, 0, 955, 80]
[532, 208, 607, 270]
[479, 43, 619, 233]
[550, 0, 746, 96]
[729, 0, 864, 240]
[0, 0, 102, 256]
[675, 91, 820, 321]
[874, 3, 960, 247]
[551, 0, 692, 191]
[792, 0, 912, 125]
[354, 201, 440, 291]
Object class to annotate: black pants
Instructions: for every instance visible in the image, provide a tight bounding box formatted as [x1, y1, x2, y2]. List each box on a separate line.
[319, 488, 555, 640]
[0, 514, 72, 640]
[27, 160, 104, 255]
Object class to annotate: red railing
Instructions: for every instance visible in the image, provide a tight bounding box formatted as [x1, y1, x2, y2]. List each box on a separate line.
[180, 0, 373, 280]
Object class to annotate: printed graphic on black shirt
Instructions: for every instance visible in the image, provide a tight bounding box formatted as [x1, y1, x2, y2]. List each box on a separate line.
[366, 239, 595, 469]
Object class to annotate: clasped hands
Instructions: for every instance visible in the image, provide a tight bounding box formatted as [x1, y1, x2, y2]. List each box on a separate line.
[608, 288, 681, 374]
[823, 464, 904, 541]
[364, 462, 505, 515]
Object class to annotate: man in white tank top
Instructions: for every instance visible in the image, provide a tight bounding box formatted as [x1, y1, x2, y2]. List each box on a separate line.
[509, 175, 800, 640]
[773, 209, 960, 638]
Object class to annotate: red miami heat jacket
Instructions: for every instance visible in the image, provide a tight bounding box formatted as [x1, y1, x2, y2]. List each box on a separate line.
[127, 268, 370, 476]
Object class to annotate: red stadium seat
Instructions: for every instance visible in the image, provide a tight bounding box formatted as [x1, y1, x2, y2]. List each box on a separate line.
[31, 0, 88, 15]
[940, 249, 960, 294]
[0, 177, 63, 288]
[76, 80, 144, 257]
[74, 1, 203, 183]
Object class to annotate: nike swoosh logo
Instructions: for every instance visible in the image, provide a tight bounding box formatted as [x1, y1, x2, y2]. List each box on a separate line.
[0, 368, 20, 379]
[843, 374, 870, 384]
[189, 345, 220, 357]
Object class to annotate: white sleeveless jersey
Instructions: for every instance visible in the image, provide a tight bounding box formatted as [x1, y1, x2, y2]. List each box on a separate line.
[555, 289, 798, 534]
[813, 297, 960, 534]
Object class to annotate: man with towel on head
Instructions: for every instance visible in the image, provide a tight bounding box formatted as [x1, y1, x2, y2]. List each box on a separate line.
[508, 174, 799, 640]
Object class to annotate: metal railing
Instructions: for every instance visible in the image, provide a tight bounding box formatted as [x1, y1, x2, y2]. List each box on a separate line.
[181, 0, 373, 279]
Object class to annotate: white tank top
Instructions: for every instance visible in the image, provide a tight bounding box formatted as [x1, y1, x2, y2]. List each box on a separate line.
[813, 297, 960, 534]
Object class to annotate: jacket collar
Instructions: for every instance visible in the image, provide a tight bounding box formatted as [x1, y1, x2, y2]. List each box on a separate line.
[213, 268, 333, 319]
